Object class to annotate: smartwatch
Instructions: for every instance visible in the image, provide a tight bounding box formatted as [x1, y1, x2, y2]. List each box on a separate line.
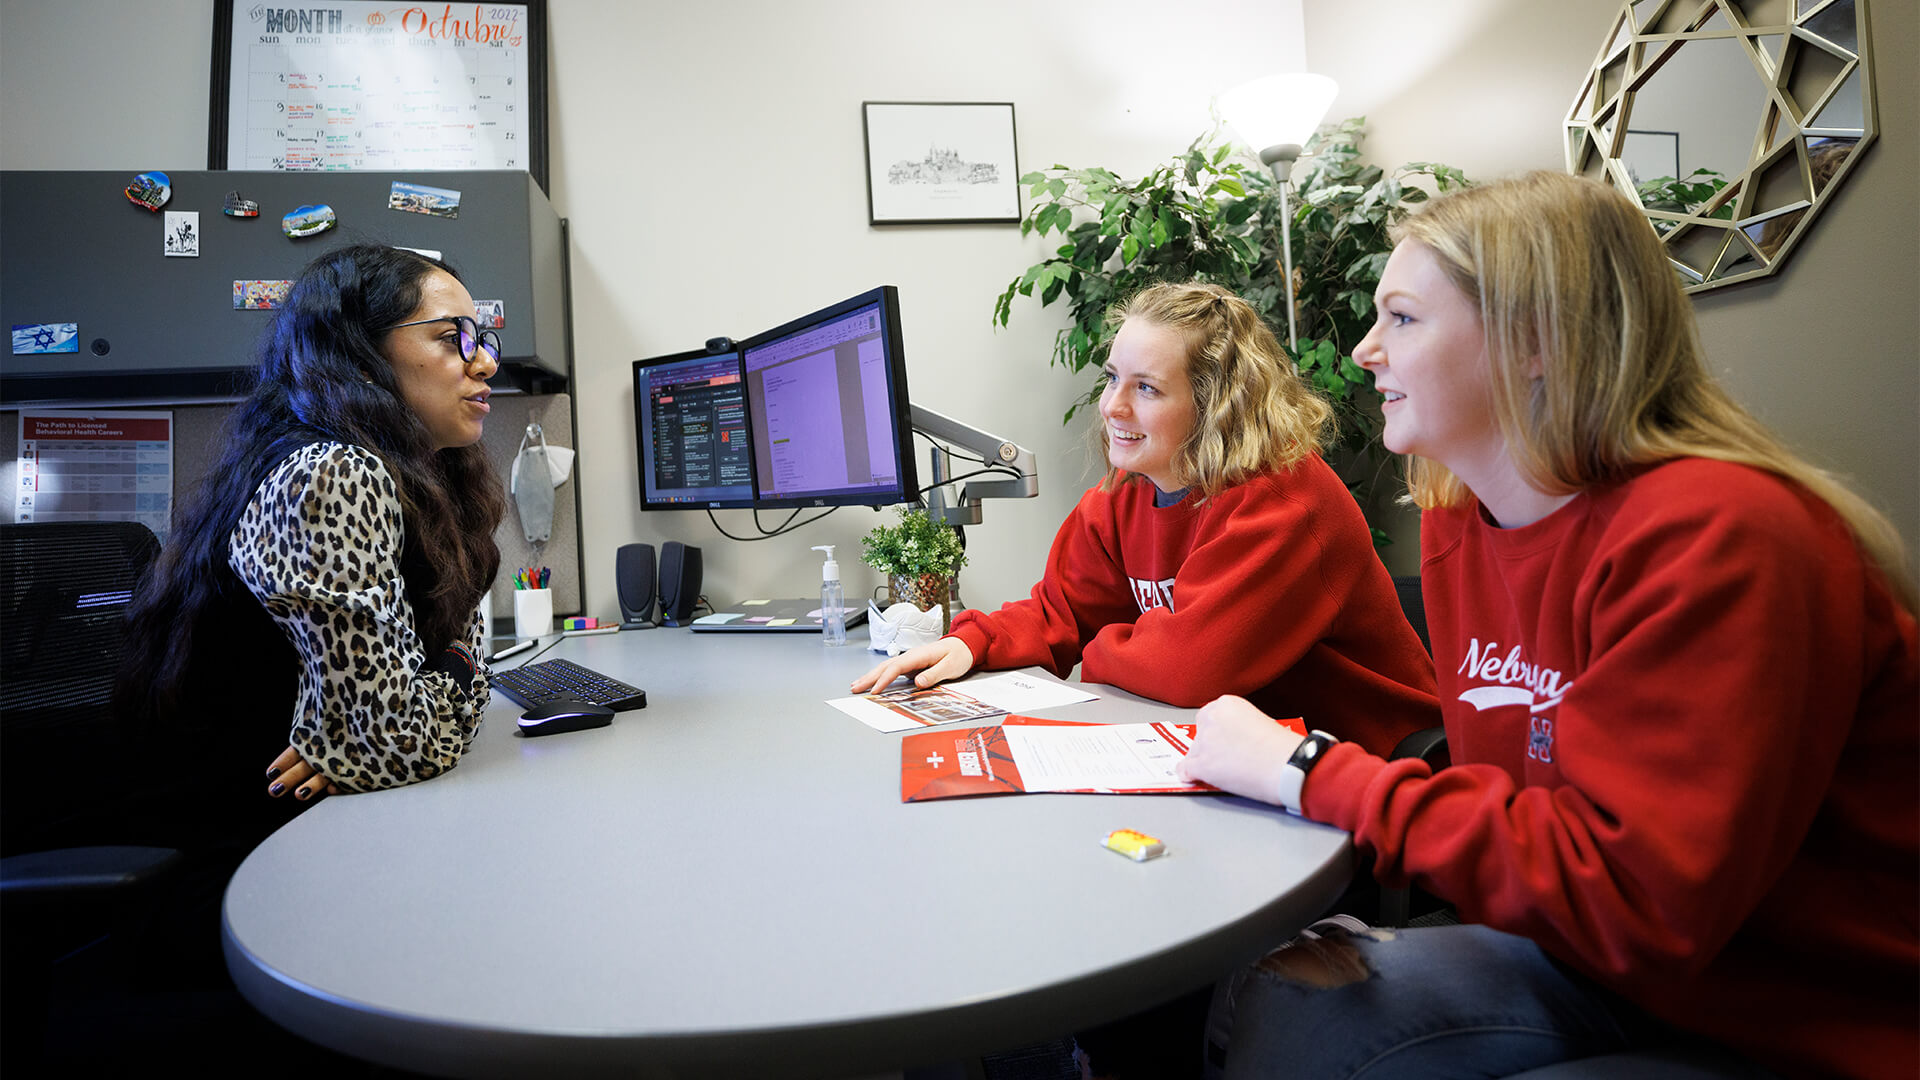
[1276, 730, 1338, 815]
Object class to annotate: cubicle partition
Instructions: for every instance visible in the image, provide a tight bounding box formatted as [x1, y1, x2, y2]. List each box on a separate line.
[1, 169, 568, 402]
[0, 168, 582, 619]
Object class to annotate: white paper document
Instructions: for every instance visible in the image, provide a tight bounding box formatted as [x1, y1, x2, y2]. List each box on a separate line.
[828, 669, 1098, 733]
[999, 722, 1199, 792]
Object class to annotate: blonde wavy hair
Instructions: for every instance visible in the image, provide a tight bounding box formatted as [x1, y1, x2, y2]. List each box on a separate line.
[1096, 282, 1333, 498]
[1395, 171, 1913, 610]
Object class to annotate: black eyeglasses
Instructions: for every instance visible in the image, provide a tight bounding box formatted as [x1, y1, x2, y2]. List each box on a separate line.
[380, 316, 502, 367]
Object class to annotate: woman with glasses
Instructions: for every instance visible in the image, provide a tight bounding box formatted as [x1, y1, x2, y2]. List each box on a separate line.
[120, 244, 507, 855]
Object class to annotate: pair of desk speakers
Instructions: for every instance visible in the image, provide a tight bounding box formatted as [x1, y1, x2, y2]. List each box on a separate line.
[616, 542, 702, 628]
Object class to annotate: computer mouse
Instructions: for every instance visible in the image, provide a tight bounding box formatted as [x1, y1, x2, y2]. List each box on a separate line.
[517, 699, 615, 737]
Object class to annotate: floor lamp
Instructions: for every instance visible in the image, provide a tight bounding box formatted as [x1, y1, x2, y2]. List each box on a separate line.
[1220, 73, 1340, 352]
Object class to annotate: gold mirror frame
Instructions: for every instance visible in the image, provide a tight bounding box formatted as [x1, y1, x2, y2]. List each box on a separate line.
[1565, 0, 1876, 292]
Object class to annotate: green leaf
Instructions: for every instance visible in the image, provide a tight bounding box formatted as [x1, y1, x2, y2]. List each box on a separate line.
[1019, 171, 1046, 185]
[1343, 251, 1390, 283]
[1215, 177, 1246, 197]
[1150, 213, 1170, 248]
[1121, 235, 1140, 264]
[1048, 178, 1068, 199]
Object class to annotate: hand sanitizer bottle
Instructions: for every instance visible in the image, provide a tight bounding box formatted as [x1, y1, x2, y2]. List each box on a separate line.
[812, 545, 847, 646]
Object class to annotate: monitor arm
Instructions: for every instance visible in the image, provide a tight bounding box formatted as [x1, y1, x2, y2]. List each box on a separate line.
[909, 403, 1038, 526]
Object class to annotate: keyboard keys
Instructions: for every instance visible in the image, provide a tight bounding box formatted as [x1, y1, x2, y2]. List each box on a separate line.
[490, 658, 647, 712]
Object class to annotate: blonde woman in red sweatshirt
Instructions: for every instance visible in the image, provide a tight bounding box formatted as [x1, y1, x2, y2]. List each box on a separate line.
[854, 281, 1437, 757]
[1181, 172, 1917, 1079]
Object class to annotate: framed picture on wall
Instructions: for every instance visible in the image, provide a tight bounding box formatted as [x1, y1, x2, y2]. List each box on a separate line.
[863, 102, 1021, 226]
[208, 0, 550, 191]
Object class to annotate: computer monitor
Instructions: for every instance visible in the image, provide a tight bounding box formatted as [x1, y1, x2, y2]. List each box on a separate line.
[632, 347, 756, 510]
[632, 287, 921, 512]
[739, 286, 918, 509]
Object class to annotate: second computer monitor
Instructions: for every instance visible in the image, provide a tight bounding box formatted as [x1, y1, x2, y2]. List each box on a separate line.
[739, 286, 918, 509]
[633, 348, 755, 509]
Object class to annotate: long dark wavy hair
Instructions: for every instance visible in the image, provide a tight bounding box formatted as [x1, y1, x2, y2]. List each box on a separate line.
[119, 244, 506, 730]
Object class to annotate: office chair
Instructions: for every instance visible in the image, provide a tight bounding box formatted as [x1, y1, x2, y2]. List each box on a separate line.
[0, 521, 182, 1068]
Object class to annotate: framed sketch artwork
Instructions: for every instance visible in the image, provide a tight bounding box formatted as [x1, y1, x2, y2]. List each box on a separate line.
[863, 102, 1020, 225]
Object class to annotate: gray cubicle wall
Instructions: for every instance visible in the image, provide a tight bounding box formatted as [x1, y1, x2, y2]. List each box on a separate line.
[0, 394, 584, 622]
[1, 169, 566, 403]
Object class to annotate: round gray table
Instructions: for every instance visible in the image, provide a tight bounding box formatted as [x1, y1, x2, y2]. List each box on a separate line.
[224, 628, 1352, 1078]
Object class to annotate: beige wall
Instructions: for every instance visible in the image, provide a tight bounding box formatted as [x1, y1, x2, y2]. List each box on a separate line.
[1305, 0, 1918, 577]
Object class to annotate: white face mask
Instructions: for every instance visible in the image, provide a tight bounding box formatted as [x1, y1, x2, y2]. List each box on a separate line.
[866, 600, 944, 656]
[509, 422, 571, 543]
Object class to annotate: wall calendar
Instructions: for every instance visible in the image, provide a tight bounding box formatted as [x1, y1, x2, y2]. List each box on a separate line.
[210, 2, 549, 189]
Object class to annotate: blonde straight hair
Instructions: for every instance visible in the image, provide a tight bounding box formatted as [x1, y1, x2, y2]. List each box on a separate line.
[1099, 282, 1333, 498]
[1395, 171, 1913, 610]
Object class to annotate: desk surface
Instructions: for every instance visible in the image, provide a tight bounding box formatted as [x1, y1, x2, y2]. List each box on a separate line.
[224, 629, 1352, 1079]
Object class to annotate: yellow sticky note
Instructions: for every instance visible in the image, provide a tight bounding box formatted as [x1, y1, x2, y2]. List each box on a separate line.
[769, 618, 796, 626]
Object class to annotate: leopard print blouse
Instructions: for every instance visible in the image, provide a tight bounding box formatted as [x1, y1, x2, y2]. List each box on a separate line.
[228, 442, 488, 793]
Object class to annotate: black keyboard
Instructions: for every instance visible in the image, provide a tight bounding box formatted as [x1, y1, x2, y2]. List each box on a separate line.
[490, 658, 647, 712]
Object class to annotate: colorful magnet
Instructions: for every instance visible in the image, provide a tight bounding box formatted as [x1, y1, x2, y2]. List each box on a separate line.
[388, 180, 461, 219]
[164, 211, 200, 257]
[282, 204, 336, 238]
[125, 171, 171, 211]
[474, 300, 505, 329]
[12, 323, 79, 355]
[233, 280, 294, 310]
[223, 190, 260, 217]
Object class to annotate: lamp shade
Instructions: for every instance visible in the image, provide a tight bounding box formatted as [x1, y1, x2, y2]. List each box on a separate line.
[1220, 73, 1339, 152]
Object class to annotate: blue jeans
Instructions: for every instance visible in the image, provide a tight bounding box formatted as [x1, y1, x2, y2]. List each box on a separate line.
[1204, 922, 1772, 1080]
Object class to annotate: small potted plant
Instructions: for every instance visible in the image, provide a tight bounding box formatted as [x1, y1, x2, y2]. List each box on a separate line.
[860, 507, 968, 631]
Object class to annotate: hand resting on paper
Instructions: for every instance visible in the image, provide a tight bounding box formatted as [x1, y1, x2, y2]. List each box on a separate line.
[265, 745, 342, 802]
[850, 637, 975, 694]
[1175, 694, 1308, 805]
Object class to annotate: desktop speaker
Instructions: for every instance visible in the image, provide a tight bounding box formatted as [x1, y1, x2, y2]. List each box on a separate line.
[615, 543, 657, 629]
[659, 542, 703, 627]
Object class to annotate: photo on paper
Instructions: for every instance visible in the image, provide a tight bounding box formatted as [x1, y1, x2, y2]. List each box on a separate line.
[164, 211, 200, 257]
[388, 181, 462, 219]
[233, 280, 294, 310]
[12, 323, 79, 355]
[473, 299, 505, 328]
[868, 684, 1008, 726]
[863, 102, 1020, 225]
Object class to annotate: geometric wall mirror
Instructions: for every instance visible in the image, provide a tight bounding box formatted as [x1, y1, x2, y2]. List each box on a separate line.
[1564, 0, 1876, 292]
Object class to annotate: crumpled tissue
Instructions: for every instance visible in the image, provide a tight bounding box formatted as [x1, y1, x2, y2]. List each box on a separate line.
[866, 600, 944, 655]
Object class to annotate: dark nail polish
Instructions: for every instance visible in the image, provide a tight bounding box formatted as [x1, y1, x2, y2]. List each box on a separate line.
[295, 787, 312, 800]
[269, 782, 284, 795]
[266, 767, 281, 780]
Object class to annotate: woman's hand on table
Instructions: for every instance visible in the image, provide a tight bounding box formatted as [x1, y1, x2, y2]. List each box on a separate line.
[850, 638, 975, 694]
[265, 746, 341, 802]
[1176, 694, 1307, 805]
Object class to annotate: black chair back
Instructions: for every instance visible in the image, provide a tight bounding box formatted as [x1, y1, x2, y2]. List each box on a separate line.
[0, 521, 159, 855]
[1392, 574, 1430, 654]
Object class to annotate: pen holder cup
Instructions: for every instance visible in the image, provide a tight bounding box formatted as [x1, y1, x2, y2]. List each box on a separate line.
[513, 588, 553, 639]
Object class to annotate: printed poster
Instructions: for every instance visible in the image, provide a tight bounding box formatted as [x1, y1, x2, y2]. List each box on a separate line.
[17, 411, 173, 542]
